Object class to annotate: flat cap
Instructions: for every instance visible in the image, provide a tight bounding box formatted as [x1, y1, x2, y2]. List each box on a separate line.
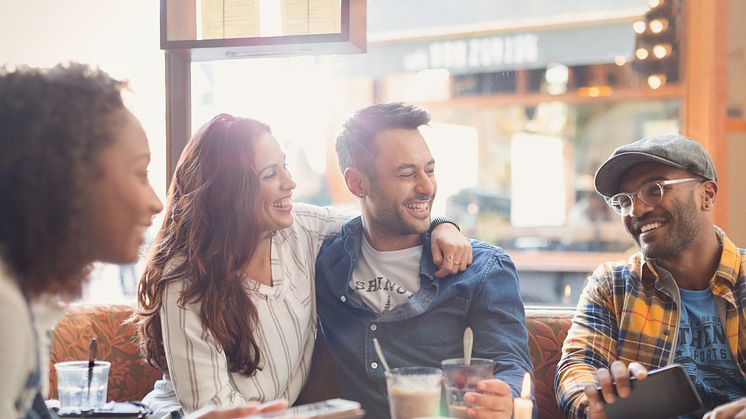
[594, 134, 717, 197]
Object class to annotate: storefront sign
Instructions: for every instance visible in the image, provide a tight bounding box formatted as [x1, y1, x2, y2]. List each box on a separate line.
[403, 33, 539, 72]
[341, 22, 635, 77]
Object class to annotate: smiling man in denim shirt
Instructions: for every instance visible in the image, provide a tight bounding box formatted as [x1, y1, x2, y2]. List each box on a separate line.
[315, 103, 534, 419]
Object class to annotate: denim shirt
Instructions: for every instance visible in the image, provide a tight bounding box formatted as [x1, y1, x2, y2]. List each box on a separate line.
[315, 217, 535, 418]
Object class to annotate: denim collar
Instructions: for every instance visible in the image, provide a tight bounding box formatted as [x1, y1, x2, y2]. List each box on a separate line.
[336, 217, 439, 321]
[340, 216, 437, 278]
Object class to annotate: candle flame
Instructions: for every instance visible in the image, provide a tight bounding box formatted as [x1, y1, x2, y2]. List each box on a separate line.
[520, 372, 531, 399]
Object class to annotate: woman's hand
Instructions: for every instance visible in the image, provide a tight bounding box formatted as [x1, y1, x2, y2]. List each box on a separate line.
[431, 222, 472, 278]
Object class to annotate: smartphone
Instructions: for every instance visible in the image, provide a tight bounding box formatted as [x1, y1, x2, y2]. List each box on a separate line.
[596, 364, 703, 419]
[57, 401, 150, 418]
[252, 398, 365, 419]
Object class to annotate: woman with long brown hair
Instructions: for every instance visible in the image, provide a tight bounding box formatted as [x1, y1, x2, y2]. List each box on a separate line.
[135, 113, 469, 417]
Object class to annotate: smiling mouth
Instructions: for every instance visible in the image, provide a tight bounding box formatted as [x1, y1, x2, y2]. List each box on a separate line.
[640, 221, 663, 234]
[404, 201, 431, 215]
[272, 198, 292, 209]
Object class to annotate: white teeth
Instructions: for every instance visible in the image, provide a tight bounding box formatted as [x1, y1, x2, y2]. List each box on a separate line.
[272, 198, 291, 208]
[405, 202, 429, 211]
[640, 222, 662, 233]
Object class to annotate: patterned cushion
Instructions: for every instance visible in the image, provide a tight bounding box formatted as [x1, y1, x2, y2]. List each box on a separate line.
[48, 304, 161, 402]
[526, 308, 574, 419]
[49, 304, 574, 418]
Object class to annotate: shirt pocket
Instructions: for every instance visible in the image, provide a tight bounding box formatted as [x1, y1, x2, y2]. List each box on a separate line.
[407, 296, 469, 345]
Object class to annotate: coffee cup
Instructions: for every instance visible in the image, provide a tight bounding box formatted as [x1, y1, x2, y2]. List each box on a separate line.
[385, 367, 442, 419]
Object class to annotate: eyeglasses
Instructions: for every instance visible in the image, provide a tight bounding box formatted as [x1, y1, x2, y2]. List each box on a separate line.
[606, 177, 704, 216]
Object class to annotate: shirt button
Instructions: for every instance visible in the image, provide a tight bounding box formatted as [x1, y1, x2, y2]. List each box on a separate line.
[371, 362, 378, 369]
[340, 296, 347, 303]
[370, 324, 377, 331]
[663, 328, 670, 336]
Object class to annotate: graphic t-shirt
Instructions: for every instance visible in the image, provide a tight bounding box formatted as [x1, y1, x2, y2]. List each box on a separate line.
[675, 287, 746, 416]
[349, 237, 422, 313]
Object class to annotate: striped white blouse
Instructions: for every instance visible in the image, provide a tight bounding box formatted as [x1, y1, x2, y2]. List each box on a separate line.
[151, 204, 349, 414]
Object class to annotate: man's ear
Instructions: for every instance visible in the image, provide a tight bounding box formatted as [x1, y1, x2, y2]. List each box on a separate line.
[344, 168, 367, 198]
[701, 180, 718, 211]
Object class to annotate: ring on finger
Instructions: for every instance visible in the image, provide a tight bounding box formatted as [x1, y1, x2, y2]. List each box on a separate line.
[446, 253, 455, 263]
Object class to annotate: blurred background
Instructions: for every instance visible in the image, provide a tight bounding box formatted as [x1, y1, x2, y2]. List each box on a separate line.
[1, 0, 744, 306]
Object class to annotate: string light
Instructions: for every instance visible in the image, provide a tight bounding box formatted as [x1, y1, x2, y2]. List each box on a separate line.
[636, 48, 649, 60]
[653, 44, 670, 59]
[650, 19, 668, 34]
[633, 21, 647, 34]
[647, 74, 667, 89]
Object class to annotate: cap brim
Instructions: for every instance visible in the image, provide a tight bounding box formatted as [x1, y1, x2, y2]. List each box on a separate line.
[594, 152, 688, 197]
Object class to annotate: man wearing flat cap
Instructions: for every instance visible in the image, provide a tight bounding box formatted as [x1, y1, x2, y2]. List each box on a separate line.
[555, 134, 746, 419]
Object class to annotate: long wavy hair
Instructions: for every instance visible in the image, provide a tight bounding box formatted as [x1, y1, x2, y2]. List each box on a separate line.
[0, 63, 127, 298]
[136, 114, 271, 375]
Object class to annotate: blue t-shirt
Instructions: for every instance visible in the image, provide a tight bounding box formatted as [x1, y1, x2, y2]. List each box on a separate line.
[675, 288, 746, 416]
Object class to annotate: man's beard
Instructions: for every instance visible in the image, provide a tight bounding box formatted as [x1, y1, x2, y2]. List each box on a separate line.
[636, 194, 699, 259]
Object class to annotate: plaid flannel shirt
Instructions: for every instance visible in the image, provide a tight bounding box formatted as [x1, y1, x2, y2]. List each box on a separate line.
[555, 228, 746, 419]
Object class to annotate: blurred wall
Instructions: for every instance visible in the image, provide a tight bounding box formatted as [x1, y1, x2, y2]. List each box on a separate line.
[727, 0, 746, 247]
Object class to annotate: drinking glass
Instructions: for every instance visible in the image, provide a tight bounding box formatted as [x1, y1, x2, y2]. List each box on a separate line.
[55, 360, 110, 413]
[441, 358, 496, 419]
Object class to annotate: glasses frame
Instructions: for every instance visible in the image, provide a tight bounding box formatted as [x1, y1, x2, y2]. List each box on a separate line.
[606, 177, 704, 216]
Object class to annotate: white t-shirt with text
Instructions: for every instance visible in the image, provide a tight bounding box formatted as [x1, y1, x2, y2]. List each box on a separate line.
[349, 237, 422, 313]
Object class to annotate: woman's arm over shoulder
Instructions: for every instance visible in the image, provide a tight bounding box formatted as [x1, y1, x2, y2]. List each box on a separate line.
[291, 203, 357, 238]
[160, 279, 249, 413]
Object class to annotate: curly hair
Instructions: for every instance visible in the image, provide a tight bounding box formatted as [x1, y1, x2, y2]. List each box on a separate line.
[135, 114, 270, 376]
[0, 63, 128, 297]
[336, 102, 431, 176]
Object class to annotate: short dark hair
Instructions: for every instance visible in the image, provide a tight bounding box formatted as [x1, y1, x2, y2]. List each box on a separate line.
[336, 102, 430, 174]
[0, 63, 127, 297]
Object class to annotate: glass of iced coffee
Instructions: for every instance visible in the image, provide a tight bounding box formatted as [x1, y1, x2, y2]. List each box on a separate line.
[441, 358, 496, 419]
[385, 367, 442, 419]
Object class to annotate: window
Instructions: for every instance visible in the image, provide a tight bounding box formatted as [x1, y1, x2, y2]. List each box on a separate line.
[0, 0, 167, 302]
[188, 0, 684, 306]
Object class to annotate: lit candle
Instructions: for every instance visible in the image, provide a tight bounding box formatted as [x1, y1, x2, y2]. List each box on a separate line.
[513, 372, 533, 419]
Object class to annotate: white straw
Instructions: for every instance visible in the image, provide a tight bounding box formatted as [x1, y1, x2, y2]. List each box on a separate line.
[373, 338, 391, 372]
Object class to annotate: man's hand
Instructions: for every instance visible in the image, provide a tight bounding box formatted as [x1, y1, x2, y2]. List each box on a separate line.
[431, 223, 473, 278]
[462, 379, 513, 418]
[703, 397, 746, 419]
[584, 361, 648, 419]
[188, 400, 288, 419]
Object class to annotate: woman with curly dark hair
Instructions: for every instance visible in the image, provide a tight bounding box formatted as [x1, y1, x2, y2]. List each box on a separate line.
[0, 64, 285, 419]
[0, 62, 163, 419]
[135, 113, 470, 418]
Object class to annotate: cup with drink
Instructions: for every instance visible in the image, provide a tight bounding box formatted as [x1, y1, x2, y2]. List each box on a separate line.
[441, 358, 496, 419]
[385, 367, 442, 419]
[55, 360, 111, 414]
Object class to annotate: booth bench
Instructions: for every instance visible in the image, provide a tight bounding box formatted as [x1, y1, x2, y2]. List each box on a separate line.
[49, 304, 573, 419]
